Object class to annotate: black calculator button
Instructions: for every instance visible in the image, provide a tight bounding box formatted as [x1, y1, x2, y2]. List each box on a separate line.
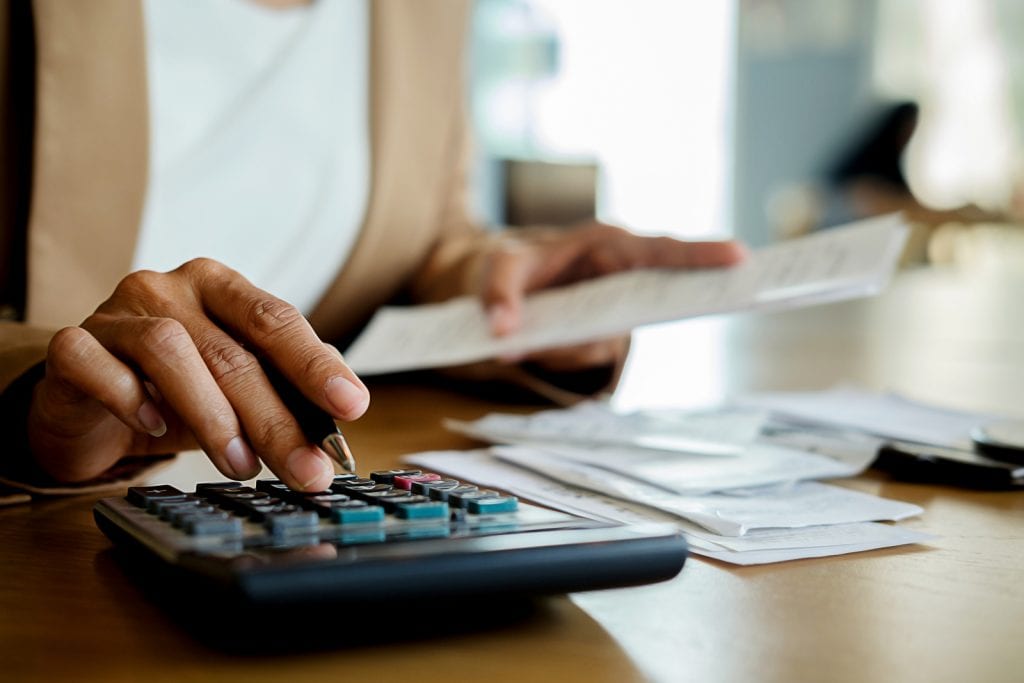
[448, 489, 500, 509]
[255, 480, 291, 495]
[331, 478, 375, 490]
[196, 481, 243, 495]
[368, 491, 420, 513]
[344, 484, 394, 502]
[432, 485, 478, 504]
[411, 478, 460, 495]
[300, 493, 352, 517]
[243, 503, 288, 522]
[369, 469, 421, 484]
[126, 485, 185, 508]
[217, 491, 271, 512]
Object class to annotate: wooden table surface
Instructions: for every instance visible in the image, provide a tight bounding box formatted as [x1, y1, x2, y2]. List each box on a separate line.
[2, 233, 1023, 683]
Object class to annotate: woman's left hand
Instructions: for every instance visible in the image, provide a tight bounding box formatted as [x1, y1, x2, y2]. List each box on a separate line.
[476, 221, 746, 372]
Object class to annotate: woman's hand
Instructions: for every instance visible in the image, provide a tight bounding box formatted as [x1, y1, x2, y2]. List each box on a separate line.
[477, 221, 746, 371]
[28, 258, 369, 491]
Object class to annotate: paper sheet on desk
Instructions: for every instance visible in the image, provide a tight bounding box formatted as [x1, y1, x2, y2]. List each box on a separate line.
[445, 401, 766, 456]
[737, 385, 1001, 450]
[345, 214, 909, 375]
[405, 450, 932, 564]
[489, 439, 873, 496]
[490, 446, 918, 535]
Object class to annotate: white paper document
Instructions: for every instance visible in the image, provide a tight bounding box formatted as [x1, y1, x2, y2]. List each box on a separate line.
[737, 385, 999, 450]
[405, 450, 932, 564]
[445, 401, 766, 456]
[490, 440, 873, 496]
[489, 446, 918, 535]
[345, 214, 909, 375]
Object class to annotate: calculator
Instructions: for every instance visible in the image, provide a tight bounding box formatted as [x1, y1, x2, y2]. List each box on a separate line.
[93, 469, 687, 608]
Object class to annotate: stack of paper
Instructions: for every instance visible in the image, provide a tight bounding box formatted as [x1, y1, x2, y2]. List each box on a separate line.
[404, 401, 933, 565]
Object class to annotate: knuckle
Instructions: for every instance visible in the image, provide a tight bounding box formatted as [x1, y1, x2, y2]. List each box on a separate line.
[46, 327, 92, 375]
[111, 270, 167, 307]
[140, 318, 192, 358]
[203, 343, 260, 386]
[251, 416, 297, 450]
[179, 257, 226, 279]
[244, 297, 304, 341]
[48, 326, 90, 360]
[301, 351, 339, 383]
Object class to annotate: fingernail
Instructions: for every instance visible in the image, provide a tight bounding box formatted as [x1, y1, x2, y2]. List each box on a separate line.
[137, 401, 167, 437]
[225, 436, 258, 479]
[325, 376, 369, 418]
[287, 447, 332, 490]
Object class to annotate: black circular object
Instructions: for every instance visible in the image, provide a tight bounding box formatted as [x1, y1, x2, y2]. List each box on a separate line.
[971, 420, 1024, 465]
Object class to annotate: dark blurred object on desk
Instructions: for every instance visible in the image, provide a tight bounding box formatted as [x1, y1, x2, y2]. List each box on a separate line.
[768, 101, 1021, 263]
[503, 159, 598, 227]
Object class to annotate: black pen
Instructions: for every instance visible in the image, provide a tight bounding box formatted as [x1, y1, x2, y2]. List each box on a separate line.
[261, 361, 357, 473]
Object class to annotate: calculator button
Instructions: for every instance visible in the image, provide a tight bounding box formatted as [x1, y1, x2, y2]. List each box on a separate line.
[467, 497, 519, 515]
[448, 489, 500, 509]
[217, 491, 272, 512]
[373, 492, 428, 513]
[395, 501, 449, 520]
[169, 505, 217, 527]
[344, 484, 395, 501]
[196, 481, 243, 495]
[331, 478, 375, 490]
[411, 478, 460, 495]
[145, 494, 191, 514]
[183, 513, 243, 537]
[302, 494, 352, 517]
[429, 484, 478, 503]
[244, 502, 297, 522]
[152, 497, 202, 519]
[255, 480, 292, 496]
[369, 469, 421, 484]
[264, 511, 319, 533]
[330, 502, 386, 525]
[126, 485, 185, 508]
[393, 473, 442, 491]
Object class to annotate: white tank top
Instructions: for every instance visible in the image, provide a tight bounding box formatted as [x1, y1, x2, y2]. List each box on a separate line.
[135, 0, 370, 315]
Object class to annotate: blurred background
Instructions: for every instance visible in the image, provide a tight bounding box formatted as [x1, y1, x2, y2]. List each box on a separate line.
[466, 0, 1024, 411]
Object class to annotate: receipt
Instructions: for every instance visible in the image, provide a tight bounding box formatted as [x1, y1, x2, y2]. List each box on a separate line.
[345, 214, 908, 375]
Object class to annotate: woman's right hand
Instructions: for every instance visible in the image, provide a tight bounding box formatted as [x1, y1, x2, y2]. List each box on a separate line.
[28, 258, 369, 491]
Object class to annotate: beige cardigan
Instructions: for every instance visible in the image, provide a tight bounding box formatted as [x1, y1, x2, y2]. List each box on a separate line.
[0, 1, 616, 498]
[0, 0, 491, 373]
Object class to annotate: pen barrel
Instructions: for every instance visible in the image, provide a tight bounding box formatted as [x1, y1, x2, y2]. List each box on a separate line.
[260, 361, 340, 445]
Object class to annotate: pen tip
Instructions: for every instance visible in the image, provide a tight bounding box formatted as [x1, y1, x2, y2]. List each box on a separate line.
[323, 433, 357, 473]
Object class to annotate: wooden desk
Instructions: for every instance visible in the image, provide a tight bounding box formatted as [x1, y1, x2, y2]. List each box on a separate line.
[2, 254, 1023, 682]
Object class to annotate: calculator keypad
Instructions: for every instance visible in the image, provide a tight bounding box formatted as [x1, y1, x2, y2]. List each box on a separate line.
[124, 471, 521, 549]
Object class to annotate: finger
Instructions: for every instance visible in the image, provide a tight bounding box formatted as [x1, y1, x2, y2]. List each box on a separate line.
[188, 321, 335, 491]
[480, 245, 539, 336]
[44, 326, 167, 437]
[640, 237, 748, 269]
[88, 315, 261, 481]
[183, 259, 368, 421]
